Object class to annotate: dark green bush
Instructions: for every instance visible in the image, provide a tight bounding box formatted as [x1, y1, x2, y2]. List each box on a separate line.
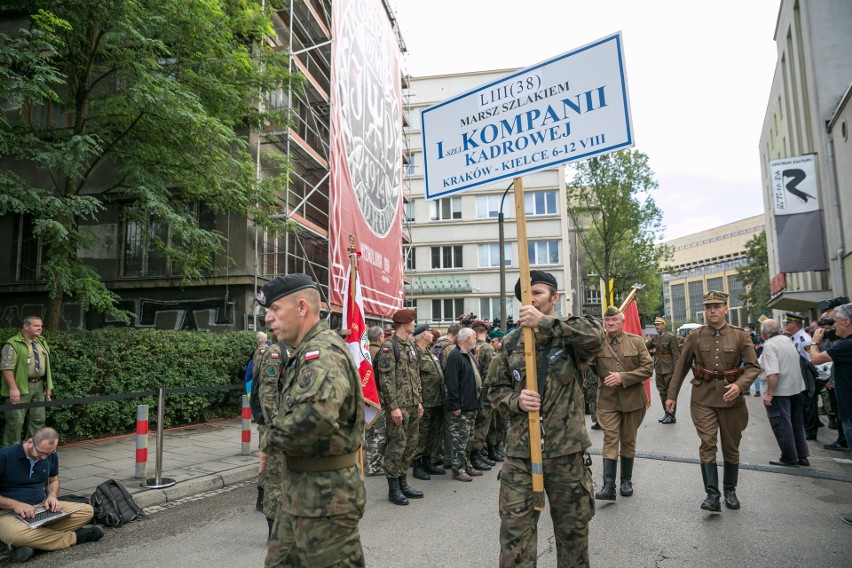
[0, 328, 255, 441]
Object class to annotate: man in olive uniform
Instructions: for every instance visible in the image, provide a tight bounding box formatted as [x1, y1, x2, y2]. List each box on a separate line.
[486, 330, 508, 461]
[376, 309, 424, 506]
[593, 306, 654, 500]
[583, 364, 600, 430]
[434, 323, 461, 370]
[256, 331, 288, 538]
[491, 271, 604, 568]
[470, 320, 497, 471]
[2, 316, 53, 447]
[667, 291, 760, 513]
[646, 317, 681, 424]
[412, 324, 446, 480]
[259, 274, 366, 567]
[364, 326, 387, 476]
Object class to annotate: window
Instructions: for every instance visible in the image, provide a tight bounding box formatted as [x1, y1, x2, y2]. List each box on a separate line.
[706, 277, 723, 293]
[528, 240, 559, 265]
[404, 154, 415, 177]
[403, 201, 415, 222]
[404, 247, 415, 271]
[431, 246, 462, 269]
[476, 194, 513, 219]
[433, 298, 464, 322]
[524, 191, 557, 215]
[727, 275, 745, 308]
[671, 283, 686, 322]
[585, 288, 601, 305]
[478, 243, 511, 267]
[430, 197, 461, 221]
[688, 281, 704, 316]
[480, 297, 514, 322]
[13, 215, 41, 281]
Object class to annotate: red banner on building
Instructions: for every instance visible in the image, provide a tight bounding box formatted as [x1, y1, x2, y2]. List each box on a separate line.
[329, 0, 405, 318]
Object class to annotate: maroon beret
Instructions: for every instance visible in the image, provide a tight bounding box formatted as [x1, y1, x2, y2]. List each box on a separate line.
[392, 309, 417, 324]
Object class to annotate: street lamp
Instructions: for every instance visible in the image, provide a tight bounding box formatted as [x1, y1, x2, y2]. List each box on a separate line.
[499, 181, 515, 332]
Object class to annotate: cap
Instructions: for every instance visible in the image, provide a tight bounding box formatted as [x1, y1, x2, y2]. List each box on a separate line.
[471, 320, 490, 331]
[654, 317, 667, 326]
[256, 273, 318, 308]
[604, 306, 621, 317]
[784, 313, 805, 324]
[413, 323, 431, 336]
[703, 290, 728, 305]
[431, 329, 441, 340]
[392, 309, 417, 324]
[487, 330, 504, 340]
[514, 270, 558, 301]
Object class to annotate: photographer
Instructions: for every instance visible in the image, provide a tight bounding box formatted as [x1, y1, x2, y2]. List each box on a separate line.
[810, 309, 846, 451]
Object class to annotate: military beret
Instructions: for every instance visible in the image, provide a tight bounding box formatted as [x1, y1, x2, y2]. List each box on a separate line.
[392, 308, 417, 324]
[654, 317, 667, 326]
[703, 290, 728, 305]
[784, 313, 804, 324]
[514, 270, 558, 301]
[487, 330, 504, 340]
[431, 329, 441, 340]
[256, 273, 318, 308]
[413, 323, 431, 336]
[604, 306, 621, 317]
[471, 320, 490, 331]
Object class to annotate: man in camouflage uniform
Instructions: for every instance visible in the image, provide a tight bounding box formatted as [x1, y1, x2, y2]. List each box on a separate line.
[376, 309, 424, 506]
[646, 317, 681, 424]
[470, 320, 497, 471]
[250, 332, 271, 513]
[433, 323, 461, 370]
[486, 330, 508, 461]
[259, 274, 366, 567]
[364, 326, 387, 476]
[583, 364, 600, 430]
[491, 271, 604, 568]
[667, 290, 760, 513]
[411, 324, 446, 480]
[444, 327, 483, 481]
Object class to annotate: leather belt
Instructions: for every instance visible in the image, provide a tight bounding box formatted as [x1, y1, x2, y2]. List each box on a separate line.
[691, 365, 743, 384]
[657, 354, 672, 359]
[287, 450, 359, 472]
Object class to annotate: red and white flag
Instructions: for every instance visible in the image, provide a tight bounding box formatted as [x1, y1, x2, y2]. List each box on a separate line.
[343, 250, 381, 425]
[622, 298, 652, 407]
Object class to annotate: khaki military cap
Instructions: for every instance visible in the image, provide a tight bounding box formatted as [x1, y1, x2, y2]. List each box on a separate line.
[603, 306, 621, 317]
[703, 290, 728, 305]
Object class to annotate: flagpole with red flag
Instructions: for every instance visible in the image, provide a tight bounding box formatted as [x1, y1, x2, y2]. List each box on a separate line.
[618, 285, 652, 407]
[343, 236, 381, 426]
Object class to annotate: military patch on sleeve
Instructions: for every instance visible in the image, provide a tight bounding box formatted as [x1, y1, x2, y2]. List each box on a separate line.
[304, 350, 320, 361]
[381, 347, 389, 353]
[296, 368, 316, 392]
[266, 365, 279, 377]
[271, 352, 279, 359]
[513, 370, 522, 382]
[380, 357, 390, 368]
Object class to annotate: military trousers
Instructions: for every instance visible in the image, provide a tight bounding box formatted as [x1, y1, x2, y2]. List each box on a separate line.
[583, 375, 599, 424]
[655, 372, 673, 410]
[415, 405, 443, 460]
[487, 409, 509, 447]
[691, 400, 748, 463]
[471, 405, 493, 452]
[444, 410, 475, 473]
[597, 406, 647, 460]
[364, 409, 387, 476]
[498, 453, 595, 568]
[383, 405, 419, 478]
[262, 451, 286, 520]
[266, 508, 364, 568]
[3, 379, 45, 447]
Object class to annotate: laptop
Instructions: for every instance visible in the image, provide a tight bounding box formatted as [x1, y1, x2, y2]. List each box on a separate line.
[16, 507, 69, 528]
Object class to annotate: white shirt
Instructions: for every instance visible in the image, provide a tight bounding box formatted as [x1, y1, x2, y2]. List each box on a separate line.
[759, 334, 806, 396]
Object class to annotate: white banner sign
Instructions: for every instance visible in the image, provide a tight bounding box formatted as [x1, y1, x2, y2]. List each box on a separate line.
[420, 32, 633, 199]
[769, 154, 819, 216]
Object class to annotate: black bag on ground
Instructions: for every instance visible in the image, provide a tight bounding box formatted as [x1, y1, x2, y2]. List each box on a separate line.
[89, 480, 147, 527]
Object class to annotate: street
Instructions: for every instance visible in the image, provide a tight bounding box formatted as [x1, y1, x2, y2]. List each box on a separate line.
[23, 392, 852, 568]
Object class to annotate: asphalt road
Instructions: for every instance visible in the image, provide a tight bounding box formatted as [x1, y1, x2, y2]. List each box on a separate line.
[12, 392, 852, 567]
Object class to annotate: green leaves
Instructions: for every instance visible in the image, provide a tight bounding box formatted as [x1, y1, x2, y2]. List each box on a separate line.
[736, 232, 770, 320]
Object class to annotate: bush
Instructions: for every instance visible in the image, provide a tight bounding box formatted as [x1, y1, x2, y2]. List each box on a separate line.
[0, 328, 255, 441]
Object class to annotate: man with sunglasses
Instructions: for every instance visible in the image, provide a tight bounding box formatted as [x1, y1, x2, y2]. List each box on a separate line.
[0, 428, 102, 562]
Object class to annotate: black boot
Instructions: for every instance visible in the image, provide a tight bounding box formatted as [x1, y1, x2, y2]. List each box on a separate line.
[700, 463, 721, 512]
[266, 517, 275, 540]
[412, 457, 431, 480]
[595, 458, 617, 501]
[470, 451, 492, 471]
[255, 486, 265, 512]
[480, 449, 497, 466]
[387, 477, 409, 506]
[828, 416, 838, 430]
[487, 443, 501, 462]
[496, 443, 506, 461]
[424, 458, 446, 475]
[619, 456, 634, 497]
[723, 462, 740, 510]
[398, 474, 424, 499]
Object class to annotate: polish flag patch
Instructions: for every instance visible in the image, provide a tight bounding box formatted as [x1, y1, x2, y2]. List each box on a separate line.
[270, 352, 279, 359]
[304, 350, 320, 361]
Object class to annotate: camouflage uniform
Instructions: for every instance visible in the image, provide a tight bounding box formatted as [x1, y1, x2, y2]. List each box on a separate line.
[582, 365, 599, 424]
[491, 315, 604, 568]
[486, 356, 509, 449]
[376, 335, 421, 479]
[470, 340, 496, 455]
[257, 343, 287, 522]
[262, 320, 366, 568]
[364, 341, 386, 476]
[415, 344, 445, 462]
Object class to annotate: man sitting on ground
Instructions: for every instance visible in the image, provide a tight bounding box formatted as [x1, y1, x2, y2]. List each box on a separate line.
[0, 427, 103, 563]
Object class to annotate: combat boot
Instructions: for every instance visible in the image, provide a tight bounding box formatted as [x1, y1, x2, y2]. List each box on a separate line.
[700, 463, 721, 512]
[398, 474, 424, 499]
[480, 449, 497, 466]
[619, 456, 634, 497]
[470, 451, 492, 471]
[412, 457, 431, 481]
[496, 443, 506, 461]
[424, 458, 446, 475]
[255, 486, 264, 512]
[595, 458, 617, 501]
[266, 517, 275, 540]
[387, 477, 409, 506]
[722, 462, 740, 510]
[487, 443, 501, 462]
[828, 416, 838, 430]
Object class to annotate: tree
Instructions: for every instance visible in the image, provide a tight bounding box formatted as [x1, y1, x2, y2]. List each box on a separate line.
[566, 150, 672, 320]
[736, 231, 770, 321]
[0, 1, 301, 328]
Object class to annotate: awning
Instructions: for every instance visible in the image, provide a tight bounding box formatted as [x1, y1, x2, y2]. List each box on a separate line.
[767, 289, 831, 312]
[404, 275, 472, 296]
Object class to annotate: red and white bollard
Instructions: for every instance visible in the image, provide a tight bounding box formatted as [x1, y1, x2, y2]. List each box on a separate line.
[135, 404, 148, 478]
[241, 395, 251, 455]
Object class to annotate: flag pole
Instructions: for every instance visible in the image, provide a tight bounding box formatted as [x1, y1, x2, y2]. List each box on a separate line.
[513, 176, 545, 511]
[347, 235, 365, 478]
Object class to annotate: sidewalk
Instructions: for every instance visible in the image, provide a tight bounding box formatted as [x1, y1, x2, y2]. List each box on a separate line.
[56, 419, 259, 509]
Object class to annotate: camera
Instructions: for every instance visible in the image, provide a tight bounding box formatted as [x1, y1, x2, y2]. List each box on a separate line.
[458, 312, 478, 328]
[817, 296, 850, 312]
[818, 317, 835, 327]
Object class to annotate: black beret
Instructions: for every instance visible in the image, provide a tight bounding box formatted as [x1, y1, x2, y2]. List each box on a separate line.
[413, 323, 431, 336]
[514, 270, 558, 301]
[392, 309, 417, 324]
[257, 273, 318, 308]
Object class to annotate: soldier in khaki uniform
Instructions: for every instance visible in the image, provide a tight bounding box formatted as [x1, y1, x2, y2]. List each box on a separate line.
[646, 317, 681, 424]
[259, 274, 366, 567]
[593, 306, 654, 500]
[412, 324, 446, 480]
[667, 290, 760, 513]
[470, 320, 497, 471]
[376, 309, 424, 506]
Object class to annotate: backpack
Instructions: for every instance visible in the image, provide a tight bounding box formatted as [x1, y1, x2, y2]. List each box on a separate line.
[89, 480, 147, 527]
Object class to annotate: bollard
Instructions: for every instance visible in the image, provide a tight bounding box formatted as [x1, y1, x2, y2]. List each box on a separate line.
[135, 404, 149, 479]
[241, 395, 251, 455]
[144, 387, 176, 489]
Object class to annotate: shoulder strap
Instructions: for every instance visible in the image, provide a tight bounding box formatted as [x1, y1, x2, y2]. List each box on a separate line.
[393, 338, 400, 363]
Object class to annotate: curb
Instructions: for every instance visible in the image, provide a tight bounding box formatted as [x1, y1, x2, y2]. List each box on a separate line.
[131, 463, 258, 509]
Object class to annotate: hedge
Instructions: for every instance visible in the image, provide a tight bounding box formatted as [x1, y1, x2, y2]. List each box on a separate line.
[0, 328, 256, 442]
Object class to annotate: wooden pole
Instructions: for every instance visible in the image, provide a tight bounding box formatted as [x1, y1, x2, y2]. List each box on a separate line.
[513, 176, 545, 511]
[347, 235, 365, 479]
